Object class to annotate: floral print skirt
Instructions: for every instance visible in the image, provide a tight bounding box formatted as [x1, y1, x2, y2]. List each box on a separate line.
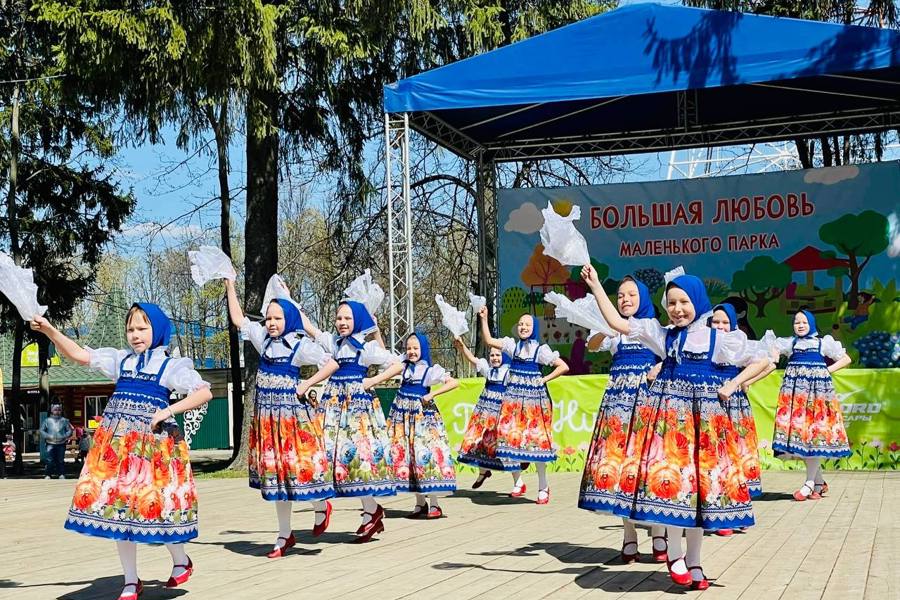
[248, 368, 334, 501]
[387, 388, 456, 494]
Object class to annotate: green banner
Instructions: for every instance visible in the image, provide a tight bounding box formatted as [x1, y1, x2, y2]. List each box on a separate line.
[433, 369, 900, 473]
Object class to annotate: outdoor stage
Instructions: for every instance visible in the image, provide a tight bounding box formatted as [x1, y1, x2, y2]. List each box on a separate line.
[2, 470, 897, 599]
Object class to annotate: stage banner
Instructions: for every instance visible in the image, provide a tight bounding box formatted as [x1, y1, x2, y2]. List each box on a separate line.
[496, 162, 900, 373]
[437, 369, 900, 473]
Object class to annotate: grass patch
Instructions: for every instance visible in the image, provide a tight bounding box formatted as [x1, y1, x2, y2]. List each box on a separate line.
[194, 468, 248, 480]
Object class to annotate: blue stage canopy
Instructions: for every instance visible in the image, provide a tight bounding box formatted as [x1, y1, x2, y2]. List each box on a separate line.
[383, 3, 900, 161]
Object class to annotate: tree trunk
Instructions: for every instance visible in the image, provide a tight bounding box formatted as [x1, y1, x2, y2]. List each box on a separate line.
[847, 253, 860, 310]
[208, 100, 246, 463]
[7, 83, 25, 473]
[795, 138, 812, 169]
[820, 136, 833, 167]
[38, 336, 50, 414]
[230, 90, 279, 470]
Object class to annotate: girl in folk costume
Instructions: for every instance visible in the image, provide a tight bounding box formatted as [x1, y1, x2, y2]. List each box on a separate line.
[564, 278, 669, 564]
[453, 337, 522, 488]
[365, 332, 459, 518]
[30, 304, 211, 600]
[582, 265, 769, 590]
[707, 303, 775, 536]
[477, 305, 569, 504]
[764, 309, 851, 501]
[224, 279, 334, 558]
[297, 300, 399, 542]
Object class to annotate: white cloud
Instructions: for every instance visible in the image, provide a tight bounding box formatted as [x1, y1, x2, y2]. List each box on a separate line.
[803, 165, 859, 185]
[504, 202, 544, 234]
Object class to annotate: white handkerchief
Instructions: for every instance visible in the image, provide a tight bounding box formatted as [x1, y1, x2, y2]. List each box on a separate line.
[0, 252, 47, 321]
[435, 295, 469, 337]
[188, 245, 237, 287]
[539, 202, 590, 266]
[544, 292, 615, 337]
[342, 269, 385, 317]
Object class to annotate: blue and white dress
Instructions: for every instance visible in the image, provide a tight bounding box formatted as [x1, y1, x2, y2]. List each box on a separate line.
[578, 332, 660, 513]
[242, 319, 334, 502]
[387, 361, 456, 494]
[495, 338, 560, 463]
[612, 319, 761, 530]
[65, 347, 208, 543]
[766, 334, 851, 459]
[315, 332, 399, 497]
[457, 359, 519, 471]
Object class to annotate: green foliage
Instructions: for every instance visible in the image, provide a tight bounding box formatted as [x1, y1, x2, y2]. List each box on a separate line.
[731, 255, 792, 316]
[570, 260, 609, 283]
[819, 210, 890, 260]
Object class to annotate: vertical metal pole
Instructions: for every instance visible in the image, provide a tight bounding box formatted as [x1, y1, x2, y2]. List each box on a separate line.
[475, 151, 499, 346]
[384, 114, 397, 351]
[402, 113, 414, 337]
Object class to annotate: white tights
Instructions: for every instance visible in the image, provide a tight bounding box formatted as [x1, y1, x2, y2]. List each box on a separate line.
[116, 540, 189, 583]
[666, 526, 704, 579]
[414, 493, 441, 508]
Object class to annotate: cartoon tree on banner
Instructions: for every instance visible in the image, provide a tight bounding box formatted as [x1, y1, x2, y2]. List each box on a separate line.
[570, 261, 609, 284]
[819, 211, 889, 309]
[634, 268, 665, 293]
[731, 256, 792, 317]
[521, 244, 570, 290]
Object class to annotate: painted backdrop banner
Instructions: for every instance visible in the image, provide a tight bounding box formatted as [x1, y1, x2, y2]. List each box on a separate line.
[437, 369, 900, 473]
[496, 162, 900, 373]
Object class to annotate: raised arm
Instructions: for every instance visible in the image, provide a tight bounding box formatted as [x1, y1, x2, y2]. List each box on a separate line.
[362, 361, 405, 390]
[478, 306, 503, 349]
[581, 264, 629, 335]
[541, 357, 569, 385]
[301, 311, 322, 339]
[453, 337, 479, 367]
[370, 319, 387, 350]
[296, 358, 339, 398]
[828, 354, 852, 374]
[224, 279, 245, 327]
[29, 315, 90, 365]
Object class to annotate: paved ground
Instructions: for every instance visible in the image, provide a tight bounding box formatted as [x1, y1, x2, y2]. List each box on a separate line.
[1, 470, 897, 599]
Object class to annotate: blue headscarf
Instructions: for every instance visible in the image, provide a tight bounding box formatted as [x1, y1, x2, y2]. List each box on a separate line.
[711, 303, 739, 332]
[407, 332, 432, 365]
[795, 309, 818, 338]
[622, 276, 655, 319]
[132, 303, 172, 350]
[337, 300, 377, 349]
[131, 303, 172, 370]
[270, 299, 303, 336]
[663, 275, 713, 363]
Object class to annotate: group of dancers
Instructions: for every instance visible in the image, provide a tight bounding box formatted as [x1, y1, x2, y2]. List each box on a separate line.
[25, 261, 853, 599]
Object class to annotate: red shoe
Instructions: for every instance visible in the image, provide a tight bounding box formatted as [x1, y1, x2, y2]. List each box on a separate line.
[355, 505, 385, 543]
[809, 491, 822, 500]
[793, 483, 814, 502]
[427, 506, 444, 519]
[667, 558, 692, 586]
[267, 534, 295, 558]
[405, 502, 429, 519]
[312, 501, 332, 537]
[510, 483, 527, 498]
[165, 557, 193, 588]
[118, 580, 143, 600]
[716, 529, 734, 537]
[621, 541, 639, 564]
[651, 536, 668, 563]
[535, 488, 550, 505]
[472, 470, 492, 489]
[689, 566, 710, 590]
[817, 481, 829, 496]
